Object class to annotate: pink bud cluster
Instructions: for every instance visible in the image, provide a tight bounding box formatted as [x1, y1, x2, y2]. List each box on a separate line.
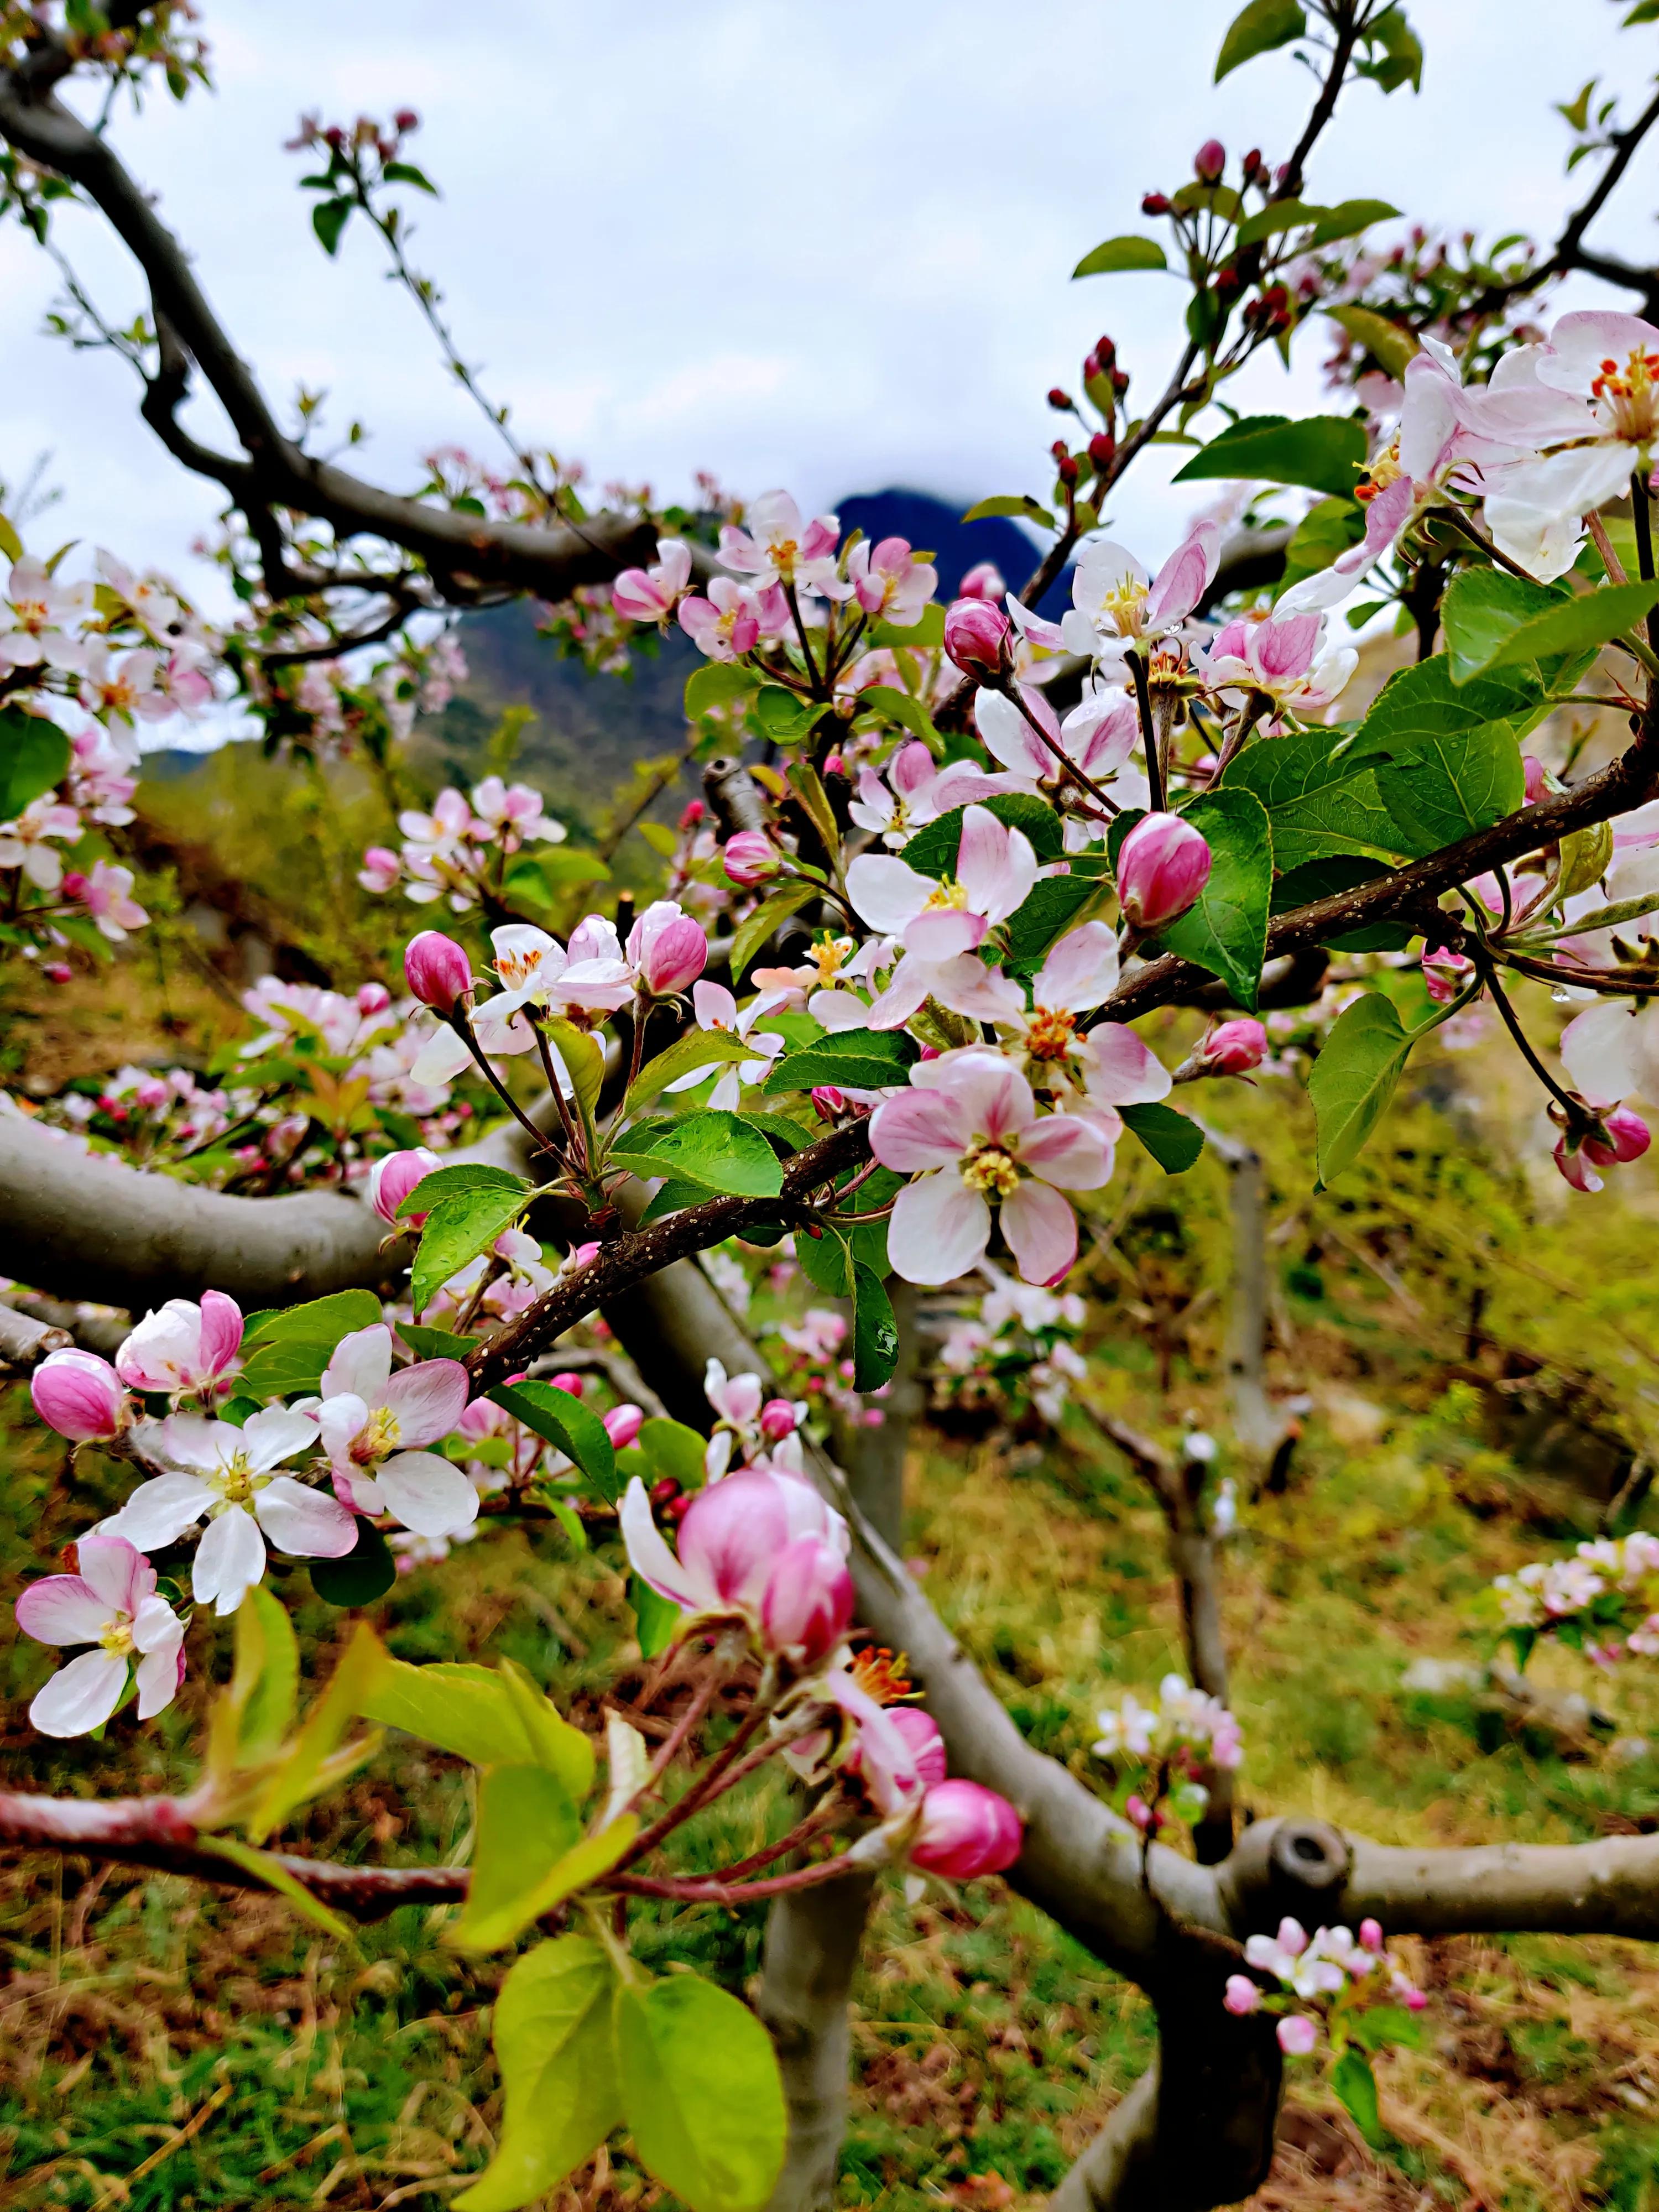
[851, 1700, 1022, 1879]
[1223, 1916, 1425, 2057]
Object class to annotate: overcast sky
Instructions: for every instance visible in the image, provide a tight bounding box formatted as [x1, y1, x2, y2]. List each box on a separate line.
[1, 0, 1656, 611]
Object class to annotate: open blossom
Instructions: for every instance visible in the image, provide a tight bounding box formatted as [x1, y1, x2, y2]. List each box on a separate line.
[0, 556, 92, 671]
[0, 794, 81, 890]
[16, 1536, 185, 1736]
[848, 805, 1039, 1030]
[1198, 608, 1357, 723]
[679, 576, 789, 660]
[847, 740, 1019, 850]
[298, 1324, 477, 1537]
[471, 776, 560, 851]
[488, 917, 635, 1022]
[116, 1290, 243, 1400]
[665, 979, 789, 1107]
[1018, 523, 1218, 674]
[973, 679, 1142, 795]
[105, 1408, 356, 1616]
[619, 1465, 853, 1663]
[67, 859, 148, 941]
[612, 539, 693, 624]
[77, 641, 171, 728]
[717, 491, 841, 595]
[870, 1049, 1110, 1286]
[847, 536, 937, 626]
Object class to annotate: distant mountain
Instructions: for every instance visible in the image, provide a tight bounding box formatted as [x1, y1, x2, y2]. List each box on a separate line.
[833, 488, 1072, 615]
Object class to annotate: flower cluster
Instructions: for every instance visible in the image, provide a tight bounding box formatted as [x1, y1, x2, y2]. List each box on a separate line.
[359, 775, 567, 913]
[1224, 1916, 1426, 2059]
[1093, 1673, 1243, 1831]
[769, 1306, 886, 1430]
[1492, 1532, 1659, 1663]
[933, 1268, 1088, 1431]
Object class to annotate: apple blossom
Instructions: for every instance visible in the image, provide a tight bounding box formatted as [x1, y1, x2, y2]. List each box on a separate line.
[612, 539, 692, 624]
[404, 930, 473, 1013]
[1188, 1018, 1267, 1077]
[0, 795, 81, 890]
[664, 979, 788, 1107]
[618, 1465, 852, 1655]
[1025, 523, 1218, 674]
[31, 1348, 127, 1442]
[368, 1146, 445, 1226]
[66, 860, 149, 942]
[973, 680, 1142, 797]
[104, 1408, 356, 1616]
[1223, 1975, 1261, 2017]
[1116, 811, 1212, 930]
[759, 1533, 855, 1667]
[299, 1324, 478, 1537]
[870, 1049, 1111, 1286]
[0, 555, 92, 671]
[679, 576, 787, 660]
[359, 844, 401, 894]
[1277, 2016, 1318, 2057]
[847, 536, 937, 626]
[603, 1404, 645, 1450]
[628, 899, 707, 995]
[958, 560, 1006, 600]
[909, 1778, 1024, 1877]
[942, 596, 1013, 679]
[1198, 608, 1357, 723]
[116, 1289, 244, 1400]
[848, 805, 1040, 1029]
[15, 1536, 185, 1736]
[717, 491, 841, 595]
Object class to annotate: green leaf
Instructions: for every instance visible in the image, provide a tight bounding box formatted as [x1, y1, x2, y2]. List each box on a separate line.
[454, 1803, 637, 1953]
[397, 1321, 476, 1360]
[685, 662, 759, 721]
[1172, 414, 1367, 499]
[0, 708, 70, 820]
[1003, 873, 1106, 964]
[1324, 304, 1419, 380]
[1350, 2005, 1422, 2052]
[623, 1025, 751, 1114]
[194, 1835, 354, 1943]
[1119, 1102, 1204, 1175]
[491, 1380, 619, 1503]
[752, 685, 823, 748]
[630, 1575, 682, 1658]
[382, 159, 437, 192]
[1359, 4, 1422, 93]
[729, 879, 819, 980]
[1359, 653, 1542, 750]
[310, 1520, 397, 1608]
[228, 1584, 299, 1763]
[612, 1108, 784, 1197]
[1308, 992, 1411, 1187]
[394, 1161, 526, 1219]
[1277, 495, 1366, 596]
[412, 1186, 530, 1317]
[617, 1975, 787, 2212]
[1307, 197, 1401, 247]
[1151, 789, 1273, 1009]
[448, 1764, 578, 1946]
[903, 792, 1065, 875]
[764, 1027, 919, 1095]
[358, 1655, 595, 1793]
[238, 1288, 387, 1399]
[961, 494, 1056, 528]
[858, 684, 942, 750]
[636, 1417, 707, 1491]
[311, 197, 351, 254]
[456, 1938, 623, 2211]
[1234, 197, 1327, 248]
[868, 601, 945, 651]
[1484, 576, 1659, 670]
[1374, 721, 1525, 853]
[795, 1222, 852, 1298]
[0, 514, 21, 564]
[852, 1262, 900, 1391]
[542, 1018, 604, 1123]
[1071, 234, 1168, 277]
[246, 1624, 387, 1841]
[1214, 0, 1305, 79]
[1440, 567, 1570, 684]
[1330, 2046, 1385, 2147]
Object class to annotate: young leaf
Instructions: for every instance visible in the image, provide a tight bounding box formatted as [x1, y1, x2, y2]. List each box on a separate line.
[310, 1519, 397, 1608]
[729, 880, 818, 980]
[359, 1653, 593, 1789]
[1071, 235, 1168, 277]
[1323, 304, 1419, 380]
[630, 1574, 682, 1658]
[446, 1764, 579, 1948]
[397, 1321, 477, 1360]
[195, 1835, 355, 1943]
[852, 1262, 900, 1391]
[623, 1025, 751, 1114]
[311, 197, 351, 254]
[961, 493, 1058, 526]
[686, 662, 759, 721]
[1172, 414, 1368, 499]
[753, 686, 823, 749]
[617, 1974, 787, 2212]
[1307, 197, 1401, 247]
[246, 1623, 388, 1841]
[492, 1379, 620, 1503]
[411, 1186, 530, 1316]
[542, 1019, 604, 1121]
[1151, 789, 1273, 1009]
[227, 1583, 299, 1764]
[1440, 567, 1571, 684]
[1330, 2046, 1385, 2147]
[0, 707, 70, 820]
[857, 684, 942, 752]
[1483, 576, 1659, 670]
[239, 1288, 384, 1348]
[1214, 0, 1305, 80]
[394, 1162, 527, 1218]
[455, 1937, 623, 2212]
[1307, 992, 1411, 1187]
[1119, 1102, 1204, 1175]
[612, 1109, 784, 1198]
[763, 1026, 919, 1094]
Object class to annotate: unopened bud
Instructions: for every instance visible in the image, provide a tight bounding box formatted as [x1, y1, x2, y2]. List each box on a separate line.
[1584, 1105, 1651, 1168]
[30, 1349, 126, 1443]
[1116, 812, 1212, 931]
[1112, 368, 1130, 397]
[942, 597, 1011, 681]
[1047, 387, 1072, 411]
[404, 930, 472, 1014]
[1056, 453, 1079, 486]
[1088, 431, 1117, 471]
[1194, 138, 1225, 182]
[759, 1399, 798, 1442]
[722, 831, 781, 888]
[603, 1404, 645, 1449]
[679, 797, 706, 830]
[1141, 191, 1171, 216]
[812, 1085, 846, 1120]
[1199, 1018, 1266, 1074]
[548, 1371, 584, 1397]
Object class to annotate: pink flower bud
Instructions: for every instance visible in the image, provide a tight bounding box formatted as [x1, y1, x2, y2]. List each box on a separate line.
[359, 846, 401, 894]
[957, 560, 1007, 601]
[822, 751, 845, 777]
[1116, 812, 1212, 931]
[759, 1534, 855, 1666]
[1402, 1986, 1427, 2011]
[368, 1146, 444, 1227]
[565, 1240, 602, 1272]
[42, 962, 72, 984]
[1125, 1793, 1159, 1832]
[628, 902, 708, 995]
[1276, 2015, 1318, 2057]
[30, 1348, 126, 1442]
[680, 799, 706, 831]
[679, 1469, 792, 1611]
[1223, 1974, 1261, 2016]
[943, 597, 1011, 680]
[404, 930, 472, 1014]
[1553, 1135, 1603, 1193]
[1200, 1018, 1266, 1074]
[759, 1398, 799, 1442]
[1359, 1918, 1384, 1953]
[549, 1371, 584, 1397]
[1421, 946, 1473, 1005]
[1194, 138, 1225, 182]
[60, 870, 88, 901]
[604, 1403, 645, 1449]
[812, 1086, 846, 1120]
[1584, 1105, 1651, 1167]
[722, 831, 781, 888]
[1523, 755, 1546, 802]
[910, 1779, 1024, 1877]
[357, 981, 392, 1016]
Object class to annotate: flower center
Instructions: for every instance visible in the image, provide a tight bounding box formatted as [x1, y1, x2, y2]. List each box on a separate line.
[924, 879, 971, 912]
[210, 1449, 264, 1509]
[98, 1616, 134, 1659]
[1355, 436, 1403, 503]
[1024, 1005, 1078, 1061]
[1593, 348, 1659, 442]
[495, 945, 543, 988]
[811, 935, 854, 987]
[1099, 574, 1147, 638]
[353, 1405, 400, 1465]
[770, 536, 799, 575]
[962, 1142, 1021, 1198]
